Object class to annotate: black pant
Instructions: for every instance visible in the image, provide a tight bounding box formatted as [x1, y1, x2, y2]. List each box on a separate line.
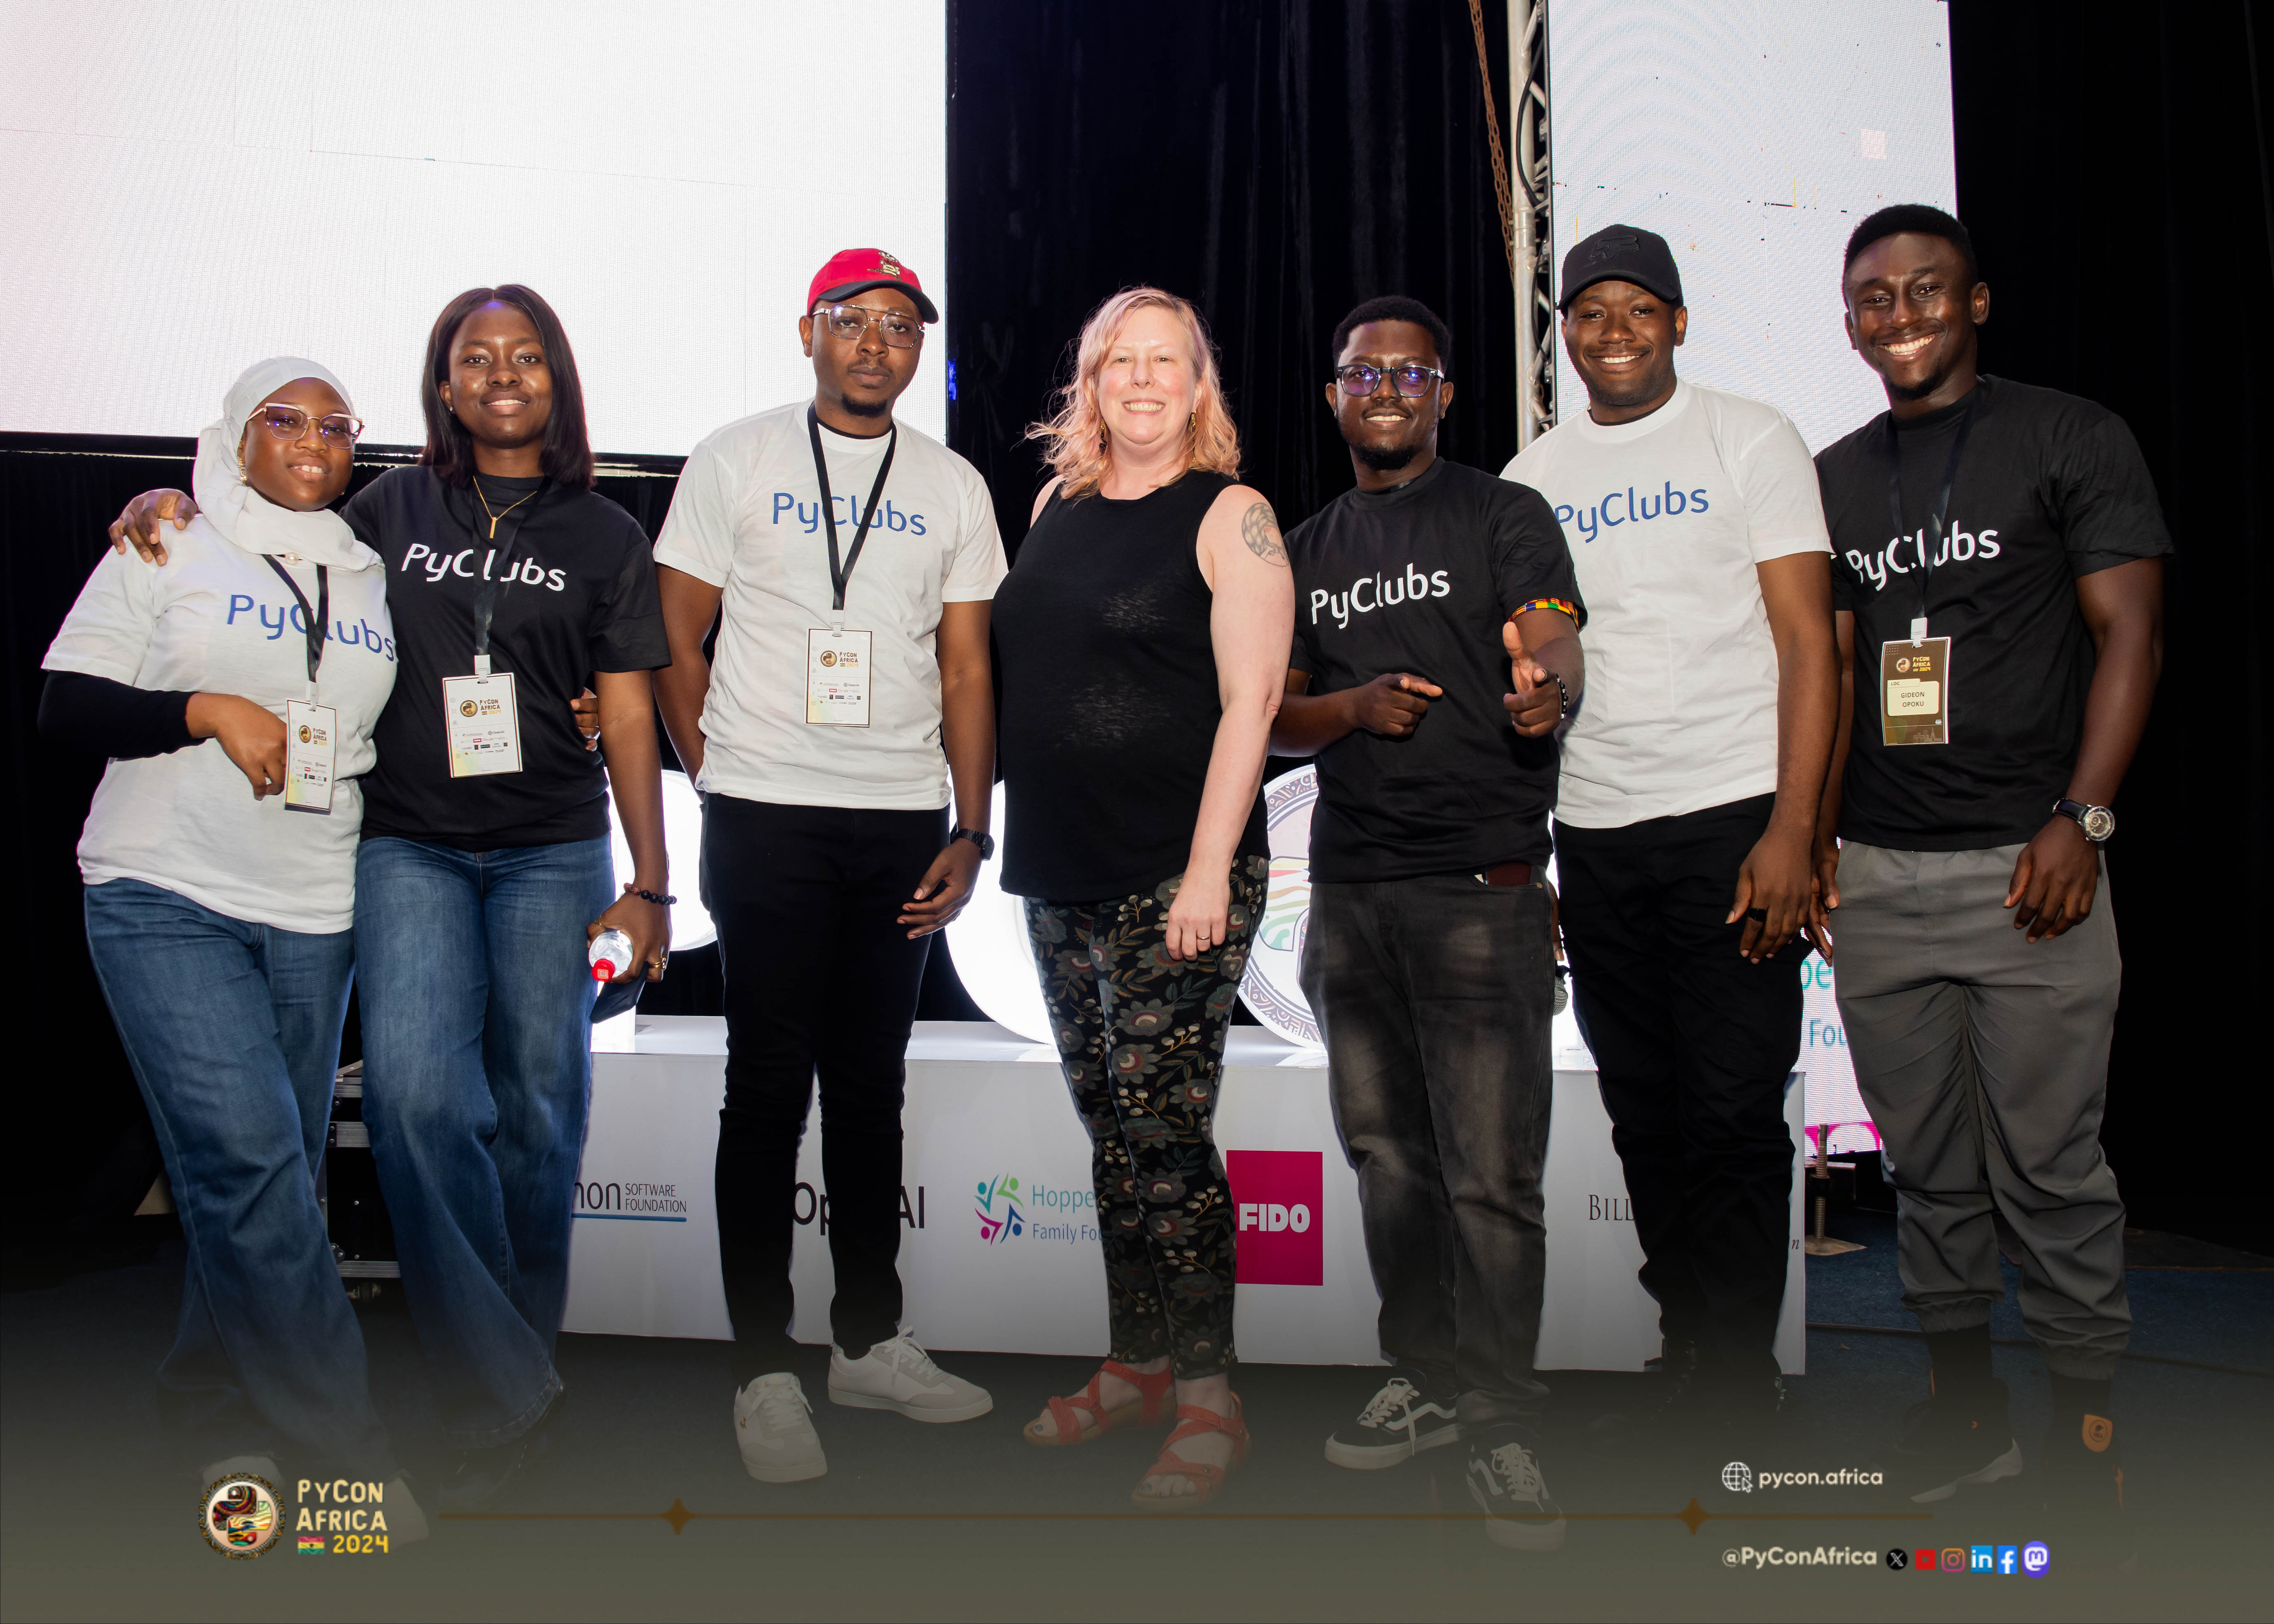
[1299, 873, 1556, 1426]
[703, 793, 946, 1384]
[1554, 795, 1802, 1384]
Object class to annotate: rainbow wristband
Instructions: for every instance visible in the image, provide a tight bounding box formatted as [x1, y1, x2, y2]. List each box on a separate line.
[1511, 597, 1578, 621]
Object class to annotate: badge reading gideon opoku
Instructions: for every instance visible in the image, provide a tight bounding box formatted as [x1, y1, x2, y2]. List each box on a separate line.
[442, 672, 525, 775]
[283, 699, 338, 814]
[1880, 636, 1952, 747]
[805, 627, 873, 726]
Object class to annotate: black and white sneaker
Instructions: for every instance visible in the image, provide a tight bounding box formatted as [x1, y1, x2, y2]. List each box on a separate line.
[1885, 1376, 2023, 1504]
[1466, 1427, 1566, 1552]
[1324, 1375, 1461, 1469]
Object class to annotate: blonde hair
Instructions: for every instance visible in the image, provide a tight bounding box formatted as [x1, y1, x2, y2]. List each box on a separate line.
[1027, 287, 1241, 499]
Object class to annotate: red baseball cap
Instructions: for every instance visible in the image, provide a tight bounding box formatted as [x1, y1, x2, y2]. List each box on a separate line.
[806, 248, 939, 323]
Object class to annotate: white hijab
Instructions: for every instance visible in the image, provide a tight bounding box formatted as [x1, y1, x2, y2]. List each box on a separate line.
[191, 357, 379, 569]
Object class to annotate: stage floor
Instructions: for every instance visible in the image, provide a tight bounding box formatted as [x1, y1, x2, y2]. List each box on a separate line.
[3, 1209, 2267, 1620]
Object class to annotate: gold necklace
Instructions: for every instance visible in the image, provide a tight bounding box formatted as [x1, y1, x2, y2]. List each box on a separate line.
[472, 475, 540, 540]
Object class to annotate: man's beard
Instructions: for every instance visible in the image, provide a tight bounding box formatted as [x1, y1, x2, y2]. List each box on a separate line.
[838, 393, 891, 419]
[1353, 439, 1420, 472]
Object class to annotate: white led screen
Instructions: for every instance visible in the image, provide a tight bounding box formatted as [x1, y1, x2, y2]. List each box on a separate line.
[0, 0, 946, 454]
[1546, 0, 1956, 452]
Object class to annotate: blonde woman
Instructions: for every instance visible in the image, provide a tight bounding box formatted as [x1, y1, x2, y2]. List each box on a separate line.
[991, 288, 1294, 1509]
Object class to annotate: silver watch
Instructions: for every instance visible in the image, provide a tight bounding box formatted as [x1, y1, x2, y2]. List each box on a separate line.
[2053, 798, 2115, 842]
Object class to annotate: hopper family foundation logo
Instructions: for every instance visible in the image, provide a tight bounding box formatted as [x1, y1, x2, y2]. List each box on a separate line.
[976, 1174, 1025, 1243]
[1226, 1150, 1323, 1285]
[974, 1174, 1098, 1245]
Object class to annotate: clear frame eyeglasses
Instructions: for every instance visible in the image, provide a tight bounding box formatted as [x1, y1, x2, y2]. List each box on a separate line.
[815, 303, 925, 350]
[1335, 363, 1446, 398]
[252, 403, 365, 446]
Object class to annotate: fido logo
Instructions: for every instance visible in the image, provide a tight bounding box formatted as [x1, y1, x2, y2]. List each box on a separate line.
[1226, 1150, 1323, 1286]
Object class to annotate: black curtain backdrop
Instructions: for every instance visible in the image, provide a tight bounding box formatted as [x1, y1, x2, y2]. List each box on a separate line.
[946, 0, 1521, 553]
[5, 0, 2268, 1255]
[1944, 0, 2272, 1253]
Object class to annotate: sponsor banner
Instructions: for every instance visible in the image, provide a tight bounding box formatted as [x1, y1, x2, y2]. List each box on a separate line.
[566, 1020, 1804, 1374]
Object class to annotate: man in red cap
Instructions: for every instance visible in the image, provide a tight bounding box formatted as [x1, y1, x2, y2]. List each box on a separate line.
[654, 250, 1005, 1485]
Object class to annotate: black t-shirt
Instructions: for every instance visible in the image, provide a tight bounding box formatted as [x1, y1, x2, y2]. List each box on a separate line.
[1817, 376, 2171, 851]
[347, 467, 669, 850]
[1287, 458, 1584, 882]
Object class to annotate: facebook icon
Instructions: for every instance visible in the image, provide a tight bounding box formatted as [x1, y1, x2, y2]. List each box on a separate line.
[1996, 1545, 2020, 1575]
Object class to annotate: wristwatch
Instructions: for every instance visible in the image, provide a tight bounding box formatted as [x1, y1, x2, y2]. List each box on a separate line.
[2053, 798, 2116, 843]
[950, 826, 996, 860]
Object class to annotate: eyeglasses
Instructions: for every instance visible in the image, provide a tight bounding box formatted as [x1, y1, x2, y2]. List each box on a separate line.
[253, 403, 365, 446]
[1335, 363, 1446, 398]
[814, 303, 925, 350]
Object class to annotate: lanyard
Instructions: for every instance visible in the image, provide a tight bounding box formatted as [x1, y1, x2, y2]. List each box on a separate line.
[263, 555, 329, 695]
[806, 406, 898, 623]
[1882, 389, 1978, 642]
[464, 480, 544, 675]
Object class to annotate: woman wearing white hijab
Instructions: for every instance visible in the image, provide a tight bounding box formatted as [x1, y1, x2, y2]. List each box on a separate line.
[41, 358, 418, 1520]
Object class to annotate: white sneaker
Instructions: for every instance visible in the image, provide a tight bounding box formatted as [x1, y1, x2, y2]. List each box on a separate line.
[1324, 1376, 1462, 1469]
[196, 1453, 281, 1487]
[827, 1328, 993, 1423]
[734, 1373, 827, 1482]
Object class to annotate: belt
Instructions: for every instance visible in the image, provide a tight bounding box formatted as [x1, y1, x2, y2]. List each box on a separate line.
[1476, 861, 1532, 888]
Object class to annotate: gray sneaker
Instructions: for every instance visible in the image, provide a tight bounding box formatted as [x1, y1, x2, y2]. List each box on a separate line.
[735, 1373, 827, 1482]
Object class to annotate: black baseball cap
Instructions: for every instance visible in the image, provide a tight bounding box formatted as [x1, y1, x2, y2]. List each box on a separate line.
[1558, 224, 1684, 311]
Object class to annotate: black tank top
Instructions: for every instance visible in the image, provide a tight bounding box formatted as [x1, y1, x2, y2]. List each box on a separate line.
[994, 469, 1269, 901]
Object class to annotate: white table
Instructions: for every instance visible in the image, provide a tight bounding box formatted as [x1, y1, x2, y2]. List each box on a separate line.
[565, 1018, 1806, 1373]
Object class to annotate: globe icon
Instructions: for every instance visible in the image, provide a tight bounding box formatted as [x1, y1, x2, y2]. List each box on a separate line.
[1721, 1460, 1753, 1493]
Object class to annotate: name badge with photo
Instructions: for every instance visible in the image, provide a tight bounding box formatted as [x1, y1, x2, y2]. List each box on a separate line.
[443, 672, 525, 776]
[284, 699, 338, 814]
[1879, 636, 1952, 747]
[806, 628, 873, 726]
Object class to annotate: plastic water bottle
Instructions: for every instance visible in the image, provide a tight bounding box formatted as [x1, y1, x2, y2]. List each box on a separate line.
[588, 929, 634, 983]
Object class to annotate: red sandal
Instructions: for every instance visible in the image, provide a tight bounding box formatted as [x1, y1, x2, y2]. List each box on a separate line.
[1130, 1395, 1250, 1510]
[1022, 1360, 1175, 1448]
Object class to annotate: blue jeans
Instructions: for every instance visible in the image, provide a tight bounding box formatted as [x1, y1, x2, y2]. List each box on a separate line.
[82, 879, 395, 1477]
[353, 835, 610, 1447]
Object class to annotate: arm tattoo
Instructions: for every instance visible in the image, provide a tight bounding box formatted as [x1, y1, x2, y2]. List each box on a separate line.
[1240, 500, 1288, 566]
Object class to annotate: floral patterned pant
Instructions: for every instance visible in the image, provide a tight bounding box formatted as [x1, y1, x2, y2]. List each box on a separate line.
[1023, 857, 1268, 1379]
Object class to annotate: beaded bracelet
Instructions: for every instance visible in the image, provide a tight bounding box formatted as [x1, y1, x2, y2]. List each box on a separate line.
[624, 884, 678, 907]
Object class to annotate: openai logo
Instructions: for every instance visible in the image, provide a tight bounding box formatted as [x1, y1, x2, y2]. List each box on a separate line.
[1721, 1461, 1753, 1494]
[201, 1474, 280, 1558]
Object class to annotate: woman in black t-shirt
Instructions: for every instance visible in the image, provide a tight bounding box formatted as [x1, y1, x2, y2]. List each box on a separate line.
[113, 285, 670, 1510]
[992, 288, 1293, 1509]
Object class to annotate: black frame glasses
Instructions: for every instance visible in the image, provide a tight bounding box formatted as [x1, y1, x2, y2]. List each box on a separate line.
[814, 302, 926, 350]
[1335, 363, 1446, 398]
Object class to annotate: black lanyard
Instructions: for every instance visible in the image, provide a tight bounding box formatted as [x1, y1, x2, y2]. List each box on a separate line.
[806, 407, 898, 615]
[1882, 389, 1978, 632]
[263, 556, 330, 690]
[464, 481, 545, 665]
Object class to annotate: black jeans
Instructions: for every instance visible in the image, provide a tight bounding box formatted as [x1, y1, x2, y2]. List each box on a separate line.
[1299, 873, 1556, 1427]
[1554, 794, 1802, 1384]
[703, 793, 946, 1384]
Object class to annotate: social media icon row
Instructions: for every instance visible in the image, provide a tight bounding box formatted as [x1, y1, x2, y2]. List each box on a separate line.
[1905, 1542, 2050, 1574]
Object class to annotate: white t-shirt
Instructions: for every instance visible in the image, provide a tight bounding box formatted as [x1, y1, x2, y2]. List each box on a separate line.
[44, 517, 397, 933]
[654, 401, 1008, 810]
[1501, 379, 1830, 828]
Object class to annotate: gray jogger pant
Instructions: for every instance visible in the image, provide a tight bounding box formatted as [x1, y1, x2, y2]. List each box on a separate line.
[1830, 841, 2131, 1379]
